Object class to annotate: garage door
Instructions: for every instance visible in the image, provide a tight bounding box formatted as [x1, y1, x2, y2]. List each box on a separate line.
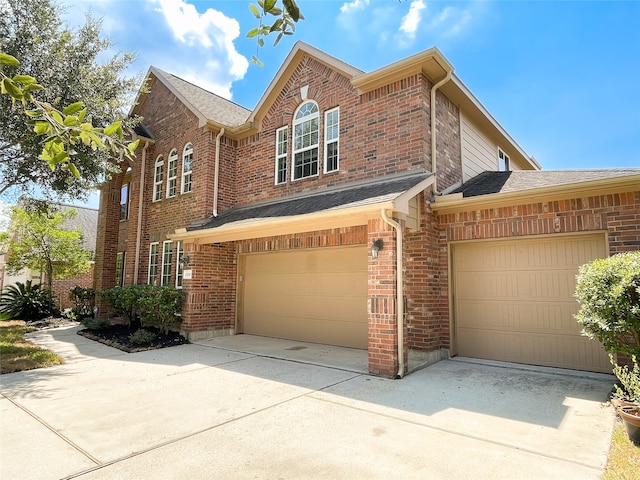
[239, 246, 368, 349]
[452, 234, 611, 373]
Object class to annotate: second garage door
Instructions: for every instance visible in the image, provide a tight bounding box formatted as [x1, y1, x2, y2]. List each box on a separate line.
[239, 246, 368, 349]
[452, 234, 611, 373]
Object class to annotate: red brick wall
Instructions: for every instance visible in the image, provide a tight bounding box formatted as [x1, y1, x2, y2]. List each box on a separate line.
[50, 265, 95, 311]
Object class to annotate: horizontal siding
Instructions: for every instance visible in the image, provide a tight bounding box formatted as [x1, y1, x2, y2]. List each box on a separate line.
[460, 111, 496, 181]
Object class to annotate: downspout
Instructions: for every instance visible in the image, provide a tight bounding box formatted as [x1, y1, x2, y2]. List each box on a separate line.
[133, 140, 150, 284]
[213, 128, 225, 217]
[430, 71, 452, 195]
[381, 208, 405, 379]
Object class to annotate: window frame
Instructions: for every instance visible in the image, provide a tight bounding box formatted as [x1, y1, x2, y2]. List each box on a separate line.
[175, 241, 184, 288]
[148, 242, 159, 285]
[166, 149, 178, 198]
[120, 182, 129, 221]
[115, 252, 126, 287]
[274, 126, 288, 185]
[292, 101, 320, 181]
[161, 240, 173, 286]
[498, 148, 510, 172]
[153, 156, 164, 202]
[324, 107, 340, 174]
[181, 143, 193, 194]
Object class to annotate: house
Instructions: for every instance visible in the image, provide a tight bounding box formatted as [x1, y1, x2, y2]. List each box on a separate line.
[1, 203, 97, 311]
[94, 42, 640, 378]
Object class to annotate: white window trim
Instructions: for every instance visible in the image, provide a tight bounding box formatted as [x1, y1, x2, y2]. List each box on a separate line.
[153, 156, 163, 202]
[175, 241, 184, 288]
[275, 126, 288, 185]
[324, 107, 339, 174]
[166, 149, 178, 198]
[115, 252, 125, 287]
[181, 143, 193, 194]
[292, 101, 320, 181]
[120, 182, 129, 221]
[148, 242, 159, 285]
[498, 148, 510, 172]
[161, 240, 173, 286]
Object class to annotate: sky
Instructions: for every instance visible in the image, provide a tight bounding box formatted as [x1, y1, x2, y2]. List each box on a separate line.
[39, 0, 640, 209]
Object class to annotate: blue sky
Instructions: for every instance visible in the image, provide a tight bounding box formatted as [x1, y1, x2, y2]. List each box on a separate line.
[58, 0, 639, 209]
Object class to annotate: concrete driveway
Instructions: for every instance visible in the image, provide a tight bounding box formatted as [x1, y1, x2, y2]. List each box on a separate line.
[0, 325, 615, 480]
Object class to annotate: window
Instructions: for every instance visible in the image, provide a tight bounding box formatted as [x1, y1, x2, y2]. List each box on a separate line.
[161, 240, 173, 286]
[115, 252, 126, 287]
[166, 149, 178, 198]
[181, 143, 193, 194]
[153, 156, 164, 202]
[324, 107, 339, 173]
[293, 101, 319, 180]
[176, 241, 184, 288]
[275, 127, 288, 185]
[120, 183, 129, 221]
[148, 242, 159, 285]
[498, 148, 510, 171]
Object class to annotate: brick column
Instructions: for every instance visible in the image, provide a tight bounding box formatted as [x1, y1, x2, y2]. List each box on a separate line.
[180, 242, 236, 341]
[367, 218, 404, 377]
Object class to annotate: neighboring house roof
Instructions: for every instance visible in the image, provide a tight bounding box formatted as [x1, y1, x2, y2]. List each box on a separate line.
[433, 169, 640, 213]
[57, 204, 99, 254]
[171, 171, 433, 244]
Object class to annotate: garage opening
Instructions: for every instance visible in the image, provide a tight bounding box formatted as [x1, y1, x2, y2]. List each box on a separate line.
[238, 246, 368, 349]
[452, 233, 611, 373]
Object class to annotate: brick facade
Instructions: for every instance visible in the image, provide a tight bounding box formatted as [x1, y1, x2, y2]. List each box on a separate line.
[93, 44, 639, 378]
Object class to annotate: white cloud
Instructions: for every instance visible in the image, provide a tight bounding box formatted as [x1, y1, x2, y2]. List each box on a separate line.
[427, 5, 473, 38]
[399, 0, 426, 38]
[340, 0, 370, 14]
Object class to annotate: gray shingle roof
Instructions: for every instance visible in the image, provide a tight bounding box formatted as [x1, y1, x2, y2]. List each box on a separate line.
[153, 68, 251, 127]
[188, 171, 431, 232]
[57, 204, 99, 254]
[452, 169, 640, 198]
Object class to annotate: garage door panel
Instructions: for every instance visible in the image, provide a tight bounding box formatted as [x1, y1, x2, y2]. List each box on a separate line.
[453, 234, 611, 373]
[242, 247, 367, 349]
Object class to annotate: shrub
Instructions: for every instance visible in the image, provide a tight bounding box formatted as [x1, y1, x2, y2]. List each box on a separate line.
[83, 318, 111, 330]
[612, 356, 640, 407]
[129, 329, 157, 346]
[100, 285, 152, 328]
[0, 280, 54, 320]
[137, 286, 184, 335]
[575, 251, 640, 358]
[69, 286, 96, 320]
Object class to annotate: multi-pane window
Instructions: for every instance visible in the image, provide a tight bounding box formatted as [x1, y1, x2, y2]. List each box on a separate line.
[498, 148, 510, 171]
[181, 143, 193, 194]
[166, 149, 178, 198]
[161, 241, 173, 286]
[153, 156, 163, 202]
[175, 241, 184, 288]
[324, 107, 339, 173]
[115, 252, 126, 287]
[120, 183, 129, 221]
[293, 101, 319, 180]
[275, 127, 288, 185]
[148, 242, 159, 285]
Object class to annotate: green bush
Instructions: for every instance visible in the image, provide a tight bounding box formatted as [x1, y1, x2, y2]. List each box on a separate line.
[137, 286, 184, 335]
[100, 285, 152, 328]
[612, 357, 640, 407]
[69, 286, 96, 320]
[129, 328, 157, 346]
[83, 318, 111, 330]
[575, 251, 640, 358]
[0, 280, 55, 320]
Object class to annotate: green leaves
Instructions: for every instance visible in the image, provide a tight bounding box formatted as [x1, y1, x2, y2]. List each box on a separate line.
[247, 0, 304, 64]
[1, 50, 138, 181]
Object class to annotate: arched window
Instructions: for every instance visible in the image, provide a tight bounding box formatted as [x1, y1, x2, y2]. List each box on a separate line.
[153, 156, 164, 202]
[292, 101, 319, 180]
[166, 149, 178, 198]
[181, 143, 193, 194]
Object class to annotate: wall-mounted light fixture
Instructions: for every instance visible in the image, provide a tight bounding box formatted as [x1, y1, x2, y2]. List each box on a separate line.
[371, 239, 384, 259]
[179, 255, 190, 268]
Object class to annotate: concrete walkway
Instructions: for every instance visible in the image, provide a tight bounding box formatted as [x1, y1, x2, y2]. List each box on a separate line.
[0, 325, 616, 480]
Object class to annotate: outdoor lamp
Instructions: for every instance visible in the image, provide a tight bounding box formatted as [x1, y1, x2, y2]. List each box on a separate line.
[371, 239, 384, 259]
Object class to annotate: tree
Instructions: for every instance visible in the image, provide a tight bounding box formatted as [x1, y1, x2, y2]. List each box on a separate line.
[247, 0, 304, 66]
[0, 0, 139, 202]
[0, 199, 93, 299]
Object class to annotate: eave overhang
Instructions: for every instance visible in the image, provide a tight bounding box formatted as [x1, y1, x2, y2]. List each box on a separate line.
[432, 173, 640, 214]
[168, 174, 434, 244]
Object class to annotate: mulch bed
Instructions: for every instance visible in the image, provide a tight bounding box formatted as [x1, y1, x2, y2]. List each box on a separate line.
[77, 324, 189, 353]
